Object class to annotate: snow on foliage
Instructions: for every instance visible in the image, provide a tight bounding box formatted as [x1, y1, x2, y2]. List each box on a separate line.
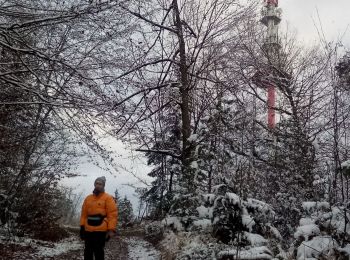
[192, 219, 212, 232]
[302, 201, 330, 213]
[341, 160, 350, 169]
[162, 186, 348, 260]
[211, 184, 227, 194]
[297, 236, 337, 260]
[190, 160, 199, 169]
[266, 224, 282, 241]
[299, 217, 315, 226]
[161, 194, 349, 260]
[241, 209, 255, 232]
[187, 134, 198, 142]
[225, 193, 241, 205]
[202, 193, 216, 205]
[293, 200, 350, 259]
[144, 221, 164, 244]
[218, 246, 273, 260]
[162, 184, 283, 259]
[163, 216, 184, 232]
[246, 198, 274, 216]
[158, 231, 181, 259]
[341, 160, 350, 176]
[243, 232, 268, 246]
[322, 206, 350, 235]
[338, 244, 350, 256]
[196, 205, 213, 219]
[158, 231, 221, 260]
[294, 224, 320, 241]
[175, 235, 218, 260]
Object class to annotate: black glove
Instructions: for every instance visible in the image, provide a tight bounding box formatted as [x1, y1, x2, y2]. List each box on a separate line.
[105, 230, 114, 242]
[80, 226, 85, 240]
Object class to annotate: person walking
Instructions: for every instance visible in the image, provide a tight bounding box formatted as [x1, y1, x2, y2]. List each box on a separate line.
[80, 176, 118, 260]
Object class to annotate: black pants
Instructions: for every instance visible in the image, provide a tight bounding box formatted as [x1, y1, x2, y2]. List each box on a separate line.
[84, 231, 107, 260]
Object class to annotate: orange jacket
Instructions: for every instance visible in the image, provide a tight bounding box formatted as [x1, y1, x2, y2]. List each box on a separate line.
[80, 192, 118, 232]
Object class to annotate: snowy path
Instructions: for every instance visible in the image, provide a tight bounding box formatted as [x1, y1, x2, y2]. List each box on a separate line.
[0, 233, 161, 259]
[124, 237, 161, 260]
[47, 235, 161, 260]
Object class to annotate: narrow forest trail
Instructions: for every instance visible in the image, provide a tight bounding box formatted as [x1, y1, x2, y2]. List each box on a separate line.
[54, 235, 130, 260]
[0, 228, 161, 260]
[55, 235, 161, 260]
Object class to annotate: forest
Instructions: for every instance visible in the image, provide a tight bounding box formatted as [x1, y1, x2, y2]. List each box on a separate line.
[0, 0, 349, 259]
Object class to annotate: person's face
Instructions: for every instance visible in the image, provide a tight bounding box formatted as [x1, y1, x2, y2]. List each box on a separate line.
[94, 180, 104, 192]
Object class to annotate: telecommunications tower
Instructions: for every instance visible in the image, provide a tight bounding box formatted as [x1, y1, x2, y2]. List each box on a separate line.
[254, 0, 283, 129]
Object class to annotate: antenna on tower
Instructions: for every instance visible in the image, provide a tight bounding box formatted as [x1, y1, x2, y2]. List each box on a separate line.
[261, 0, 282, 60]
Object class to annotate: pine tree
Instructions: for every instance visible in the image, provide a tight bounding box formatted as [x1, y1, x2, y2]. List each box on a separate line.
[143, 106, 182, 219]
[118, 196, 134, 226]
[336, 52, 350, 90]
[114, 188, 121, 202]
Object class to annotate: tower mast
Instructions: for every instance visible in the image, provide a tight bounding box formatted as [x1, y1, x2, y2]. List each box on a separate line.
[260, 0, 282, 129]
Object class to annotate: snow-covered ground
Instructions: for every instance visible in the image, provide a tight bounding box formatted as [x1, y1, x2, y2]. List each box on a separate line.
[125, 237, 161, 260]
[0, 232, 161, 260]
[29, 237, 82, 258]
[0, 234, 83, 260]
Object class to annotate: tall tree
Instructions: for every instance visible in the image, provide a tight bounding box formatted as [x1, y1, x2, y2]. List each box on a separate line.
[118, 196, 134, 225]
[118, 0, 256, 199]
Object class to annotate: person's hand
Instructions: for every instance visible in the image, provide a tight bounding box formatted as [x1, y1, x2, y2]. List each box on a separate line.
[80, 226, 85, 240]
[105, 230, 115, 241]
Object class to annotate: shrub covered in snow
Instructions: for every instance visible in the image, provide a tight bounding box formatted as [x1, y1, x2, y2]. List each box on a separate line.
[162, 183, 284, 259]
[341, 160, 350, 176]
[218, 246, 273, 260]
[164, 194, 201, 232]
[210, 184, 280, 248]
[272, 192, 302, 243]
[144, 221, 164, 245]
[292, 201, 350, 259]
[175, 235, 219, 260]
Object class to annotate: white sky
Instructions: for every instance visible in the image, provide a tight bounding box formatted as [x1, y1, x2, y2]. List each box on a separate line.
[280, 0, 350, 46]
[62, 0, 350, 215]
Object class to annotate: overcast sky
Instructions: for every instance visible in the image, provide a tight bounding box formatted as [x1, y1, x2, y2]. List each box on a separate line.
[62, 0, 350, 214]
[280, 0, 350, 46]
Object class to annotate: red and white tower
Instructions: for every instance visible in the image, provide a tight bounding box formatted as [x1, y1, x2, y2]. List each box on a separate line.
[257, 0, 282, 129]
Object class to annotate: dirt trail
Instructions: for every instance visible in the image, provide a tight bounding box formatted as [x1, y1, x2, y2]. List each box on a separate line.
[55, 235, 160, 260]
[56, 236, 129, 260]
[0, 230, 161, 260]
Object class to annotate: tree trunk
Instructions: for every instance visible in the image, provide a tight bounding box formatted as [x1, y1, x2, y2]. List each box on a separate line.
[173, 0, 193, 192]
